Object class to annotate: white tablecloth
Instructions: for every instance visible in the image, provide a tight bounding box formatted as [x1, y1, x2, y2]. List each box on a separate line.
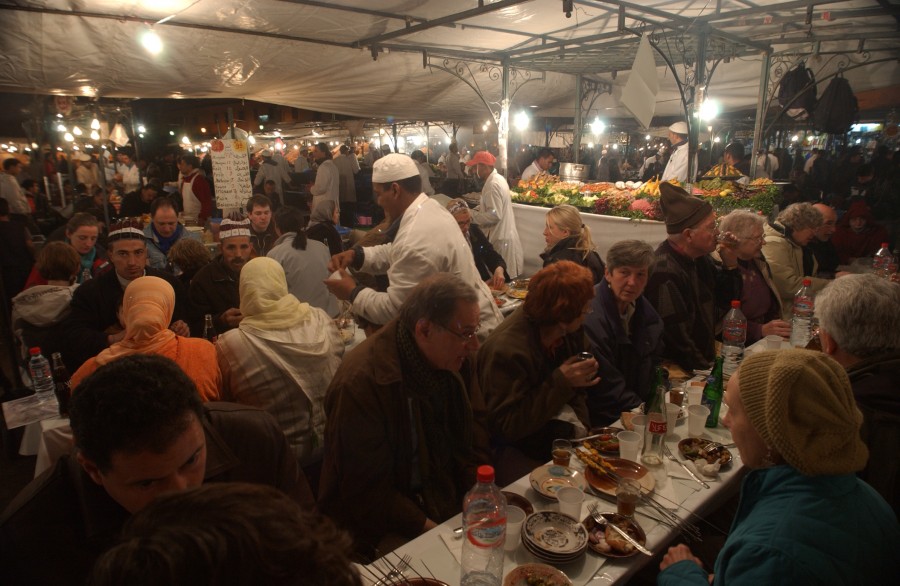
[365, 421, 741, 586]
[512, 204, 668, 278]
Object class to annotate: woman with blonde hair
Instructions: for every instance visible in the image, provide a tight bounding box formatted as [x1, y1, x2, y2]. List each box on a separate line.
[541, 204, 605, 283]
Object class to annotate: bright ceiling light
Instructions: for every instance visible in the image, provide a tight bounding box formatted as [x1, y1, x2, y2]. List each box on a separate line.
[513, 111, 529, 131]
[699, 99, 720, 122]
[64, 132, 74, 142]
[91, 118, 100, 130]
[90, 130, 100, 140]
[141, 29, 163, 55]
[645, 135, 651, 140]
[590, 117, 605, 135]
[56, 124, 67, 132]
[181, 136, 191, 145]
[72, 126, 83, 136]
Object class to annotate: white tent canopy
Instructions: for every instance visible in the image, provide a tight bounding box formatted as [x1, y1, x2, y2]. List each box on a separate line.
[0, 1, 897, 125]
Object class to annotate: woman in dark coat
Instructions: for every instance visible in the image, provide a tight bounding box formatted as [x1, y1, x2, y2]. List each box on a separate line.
[305, 199, 343, 256]
[540, 204, 605, 283]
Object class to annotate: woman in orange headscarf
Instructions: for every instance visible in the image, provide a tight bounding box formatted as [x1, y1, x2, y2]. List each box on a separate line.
[70, 276, 221, 400]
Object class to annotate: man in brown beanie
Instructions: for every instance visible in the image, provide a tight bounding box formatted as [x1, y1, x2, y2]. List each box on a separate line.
[659, 349, 899, 585]
[643, 183, 740, 371]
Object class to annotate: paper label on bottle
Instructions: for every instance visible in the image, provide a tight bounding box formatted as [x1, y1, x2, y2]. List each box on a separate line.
[467, 517, 506, 548]
[648, 419, 667, 434]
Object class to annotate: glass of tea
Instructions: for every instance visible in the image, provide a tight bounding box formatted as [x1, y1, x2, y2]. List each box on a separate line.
[551, 439, 572, 467]
[616, 478, 641, 518]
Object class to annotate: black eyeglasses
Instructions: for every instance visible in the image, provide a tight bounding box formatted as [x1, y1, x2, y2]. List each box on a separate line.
[439, 323, 480, 342]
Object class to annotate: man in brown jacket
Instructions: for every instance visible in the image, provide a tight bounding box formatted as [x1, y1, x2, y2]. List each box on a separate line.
[0, 355, 313, 586]
[319, 273, 490, 559]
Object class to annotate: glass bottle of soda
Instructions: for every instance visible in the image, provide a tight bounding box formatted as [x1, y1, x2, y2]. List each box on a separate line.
[640, 367, 668, 467]
[202, 314, 218, 343]
[50, 352, 71, 417]
[701, 356, 725, 428]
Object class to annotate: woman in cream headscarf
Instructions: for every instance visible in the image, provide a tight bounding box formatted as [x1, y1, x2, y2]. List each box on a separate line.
[215, 257, 344, 466]
[70, 277, 221, 400]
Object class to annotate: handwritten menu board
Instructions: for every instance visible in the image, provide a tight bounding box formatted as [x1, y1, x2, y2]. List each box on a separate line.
[209, 139, 251, 209]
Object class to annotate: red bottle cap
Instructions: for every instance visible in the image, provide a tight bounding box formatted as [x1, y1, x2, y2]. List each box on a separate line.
[802, 278, 811, 286]
[731, 300, 741, 308]
[476, 465, 495, 483]
[29, 347, 40, 356]
[882, 242, 889, 248]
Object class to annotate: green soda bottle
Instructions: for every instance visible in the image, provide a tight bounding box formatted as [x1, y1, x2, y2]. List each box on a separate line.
[700, 356, 724, 428]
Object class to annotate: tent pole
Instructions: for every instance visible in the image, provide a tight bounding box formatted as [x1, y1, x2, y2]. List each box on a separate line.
[573, 74, 583, 164]
[498, 60, 510, 177]
[750, 50, 772, 180]
[688, 25, 709, 183]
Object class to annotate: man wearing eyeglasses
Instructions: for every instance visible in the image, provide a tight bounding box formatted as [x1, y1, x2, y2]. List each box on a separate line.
[644, 183, 740, 371]
[319, 274, 490, 560]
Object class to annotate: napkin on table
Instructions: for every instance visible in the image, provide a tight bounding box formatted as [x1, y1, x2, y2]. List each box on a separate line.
[439, 528, 463, 564]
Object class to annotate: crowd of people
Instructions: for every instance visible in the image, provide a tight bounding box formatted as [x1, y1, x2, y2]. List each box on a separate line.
[1, 138, 898, 584]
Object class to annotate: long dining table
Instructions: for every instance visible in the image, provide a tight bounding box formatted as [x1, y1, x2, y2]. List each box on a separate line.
[363, 402, 744, 586]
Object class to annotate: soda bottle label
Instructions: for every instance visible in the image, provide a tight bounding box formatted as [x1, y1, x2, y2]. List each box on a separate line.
[648, 418, 667, 434]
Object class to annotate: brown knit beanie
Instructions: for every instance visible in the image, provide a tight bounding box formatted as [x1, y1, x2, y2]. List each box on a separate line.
[737, 349, 868, 476]
[659, 182, 714, 234]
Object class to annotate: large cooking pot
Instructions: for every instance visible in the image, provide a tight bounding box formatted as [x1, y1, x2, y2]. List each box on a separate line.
[558, 162, 590, 182]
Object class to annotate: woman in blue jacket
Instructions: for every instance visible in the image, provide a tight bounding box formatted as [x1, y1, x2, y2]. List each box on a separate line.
[658, 350, 899, 585]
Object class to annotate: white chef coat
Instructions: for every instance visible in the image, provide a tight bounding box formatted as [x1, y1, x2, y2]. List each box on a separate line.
[470, 169, 523, 278]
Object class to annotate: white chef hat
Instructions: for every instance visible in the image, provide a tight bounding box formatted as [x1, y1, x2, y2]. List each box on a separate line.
[372, 153, 419, 183]
[668, 121, 688, 135]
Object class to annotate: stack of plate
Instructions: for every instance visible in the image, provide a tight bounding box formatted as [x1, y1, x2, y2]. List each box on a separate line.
[521, 511, 588, 564]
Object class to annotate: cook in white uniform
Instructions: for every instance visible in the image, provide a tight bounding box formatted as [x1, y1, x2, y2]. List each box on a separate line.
[467, 151, 524, 278]
[661, 121, 697, 183]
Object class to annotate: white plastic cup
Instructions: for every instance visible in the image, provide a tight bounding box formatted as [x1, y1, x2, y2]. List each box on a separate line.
[686, 386, 703, 408]
[556, 486, 584, 519]
[630, 414, 647, 447]
[765, 334, 783, 350]
[504, 506, 527, 551]
[665, 403, 681, 434]
[688, 404, 711, 437]
[617, 430, 642, 462]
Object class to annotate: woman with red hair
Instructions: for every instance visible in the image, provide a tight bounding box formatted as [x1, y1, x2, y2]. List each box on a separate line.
[477, 261, 599, 483]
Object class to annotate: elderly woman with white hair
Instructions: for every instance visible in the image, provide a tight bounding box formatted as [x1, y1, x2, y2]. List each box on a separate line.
[760, 202, 833, 320]
[715, 209, 790, 343]
[815, 273, 900, 516]
[658, 349, 899, 585]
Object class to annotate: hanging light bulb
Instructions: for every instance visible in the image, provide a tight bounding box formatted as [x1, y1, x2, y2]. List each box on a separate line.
[141, 29, 163, 55]
[90, 130, 100, 140]
[72, 126, 83, 136]
[181, 136, 191, 145]
[90, 118, 100, 130]
[64, 132, 74, 142]
[56, 124, 67, 132]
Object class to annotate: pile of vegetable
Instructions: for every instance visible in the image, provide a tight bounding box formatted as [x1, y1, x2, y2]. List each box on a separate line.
[512, 174, 777, 221]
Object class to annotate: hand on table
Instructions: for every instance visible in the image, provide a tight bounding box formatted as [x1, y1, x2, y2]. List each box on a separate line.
[169, 320, 190, 337]
[329, 250, 356, 272]
[761, 319, 791, 338]
[660, 544, 705, 572]
[323, 269, 358, 301]
[488, 267, 506, 291]
[559, 355, 600, 388]
[221, 308, 243, 329]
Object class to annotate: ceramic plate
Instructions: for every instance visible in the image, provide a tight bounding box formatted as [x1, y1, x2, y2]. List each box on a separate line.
[583, 512, 648, 558]
[583, 457, 656, 497]
[502, 491, 534, 515]
[585, 427, 624, 454]
[522, 511, 589, 555]
[677, 438, 733, 467]
[503, 563, 572, 586]
[528, 464, 587, 500]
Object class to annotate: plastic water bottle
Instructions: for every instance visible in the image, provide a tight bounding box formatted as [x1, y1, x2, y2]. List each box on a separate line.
[28, 347, 55, 402]
[460, 465, 506, 586]
[789, 278, 814, 348]
[873, 243, 896, 279]
[721, 300, 747, 377]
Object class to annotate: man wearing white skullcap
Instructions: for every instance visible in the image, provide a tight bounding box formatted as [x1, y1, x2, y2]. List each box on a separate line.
[190, 216, 253, 333]
[661, 121, 697, 183]
[325, 153, 502, 337]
